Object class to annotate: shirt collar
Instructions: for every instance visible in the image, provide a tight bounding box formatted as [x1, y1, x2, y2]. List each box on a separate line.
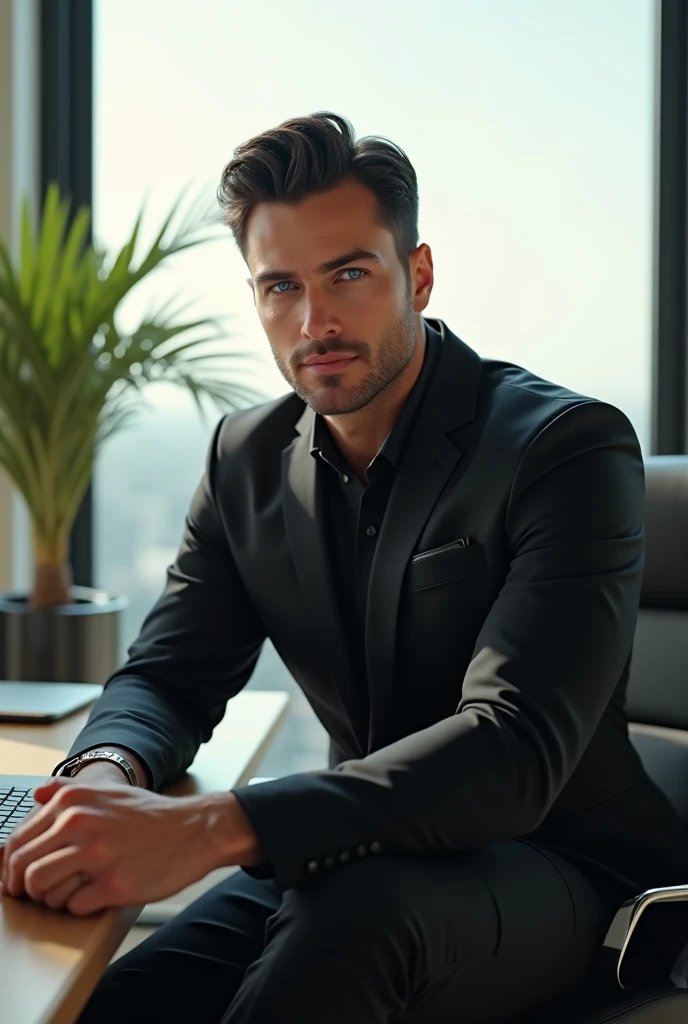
[309, 318, 441, 470]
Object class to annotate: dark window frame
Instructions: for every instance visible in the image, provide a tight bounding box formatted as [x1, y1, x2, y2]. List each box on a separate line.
[40, 0, 93, 586]
[44, 0, 687, 589]
[651, 0, 688, 453]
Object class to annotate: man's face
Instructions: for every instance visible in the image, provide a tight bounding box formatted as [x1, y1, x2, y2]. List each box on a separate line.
[244, 178, 430, 416]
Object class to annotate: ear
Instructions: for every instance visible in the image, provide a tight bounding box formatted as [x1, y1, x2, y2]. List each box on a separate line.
[409, 243, 434, 314]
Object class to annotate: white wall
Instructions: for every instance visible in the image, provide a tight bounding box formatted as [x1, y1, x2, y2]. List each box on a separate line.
[0, 0, 38, 594]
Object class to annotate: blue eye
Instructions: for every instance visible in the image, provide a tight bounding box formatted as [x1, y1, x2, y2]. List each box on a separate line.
[268, 268, 366, 295]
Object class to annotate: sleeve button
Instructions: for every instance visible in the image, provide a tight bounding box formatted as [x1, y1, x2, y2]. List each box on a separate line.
[370, 841, 382, 854]
[357, 845, 368, 857]
[339, 850, 351, 863]
[307, 860, 319, 873]
[324, 855, 336, 868]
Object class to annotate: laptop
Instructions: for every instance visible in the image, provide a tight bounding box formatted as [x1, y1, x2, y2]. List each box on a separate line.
[0, 681, 103, 848]
[0, 680, 103, 723]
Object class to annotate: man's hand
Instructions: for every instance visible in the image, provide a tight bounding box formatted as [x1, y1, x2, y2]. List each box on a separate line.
[0, 765, 125, 896]
[0, 774, 262, 916]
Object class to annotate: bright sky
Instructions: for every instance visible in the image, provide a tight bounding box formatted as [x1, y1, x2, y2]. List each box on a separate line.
[93, 0, 654, 446]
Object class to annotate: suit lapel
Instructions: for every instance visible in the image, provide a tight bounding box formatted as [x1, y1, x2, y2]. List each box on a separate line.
[281, 320, 483, 757]
[365, 321, 482, 750]
[281, 413, 366, 755]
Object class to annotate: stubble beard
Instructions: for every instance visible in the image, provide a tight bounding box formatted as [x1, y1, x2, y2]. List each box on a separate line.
[275, 299, 417, 417]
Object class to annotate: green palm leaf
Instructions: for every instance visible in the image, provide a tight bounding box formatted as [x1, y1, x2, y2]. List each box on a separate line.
[0, 182, 264, 607]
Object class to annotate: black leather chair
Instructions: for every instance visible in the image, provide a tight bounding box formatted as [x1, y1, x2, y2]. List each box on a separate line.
[252, 455, 688, 1021]
[523, 454, 688, 1022]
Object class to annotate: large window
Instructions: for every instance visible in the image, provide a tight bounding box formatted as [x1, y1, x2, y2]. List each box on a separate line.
[93, 0, 656, 777]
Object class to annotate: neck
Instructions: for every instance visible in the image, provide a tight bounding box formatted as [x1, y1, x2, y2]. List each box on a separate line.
[323, 317, 427, 482]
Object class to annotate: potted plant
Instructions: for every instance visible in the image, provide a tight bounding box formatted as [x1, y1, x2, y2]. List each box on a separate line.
[0, 182, 261, 683]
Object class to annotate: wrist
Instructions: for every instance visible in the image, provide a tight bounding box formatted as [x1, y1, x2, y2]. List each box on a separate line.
[98, 745, 149, 787]
[68, 762, 133, 785]
[201, 792, 265, 870]
[55, 746, 149, 788]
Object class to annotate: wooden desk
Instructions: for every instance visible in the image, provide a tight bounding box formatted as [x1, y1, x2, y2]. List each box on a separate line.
[0, 689, 289, 1024]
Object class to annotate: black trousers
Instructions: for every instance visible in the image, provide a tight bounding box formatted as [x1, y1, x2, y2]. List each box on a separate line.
[76, 840, 615, 1024]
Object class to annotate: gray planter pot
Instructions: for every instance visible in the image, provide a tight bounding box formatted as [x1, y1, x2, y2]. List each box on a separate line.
[0, 585, 128, 684]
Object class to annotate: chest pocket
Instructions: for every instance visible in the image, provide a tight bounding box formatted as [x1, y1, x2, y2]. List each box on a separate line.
[405, 540, 488, 591]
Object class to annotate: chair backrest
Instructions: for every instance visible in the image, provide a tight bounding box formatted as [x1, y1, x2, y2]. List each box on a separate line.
[625, 456, 688, 824]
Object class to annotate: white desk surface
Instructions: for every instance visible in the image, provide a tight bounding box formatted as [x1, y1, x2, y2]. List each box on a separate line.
[0, 689, 289, 1024]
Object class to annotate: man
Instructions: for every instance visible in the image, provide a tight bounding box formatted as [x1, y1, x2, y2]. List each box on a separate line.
[1, 112, 684, 1023]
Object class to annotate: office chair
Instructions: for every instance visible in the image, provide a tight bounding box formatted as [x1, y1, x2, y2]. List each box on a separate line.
[252, 455, 688, 1022]
[520, 454, 688, 1022]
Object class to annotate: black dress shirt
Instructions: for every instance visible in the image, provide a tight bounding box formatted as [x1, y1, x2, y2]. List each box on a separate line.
[309, 320, 441, 718]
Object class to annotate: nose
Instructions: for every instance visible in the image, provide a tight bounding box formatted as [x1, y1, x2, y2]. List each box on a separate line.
[300, 296, 341, 342]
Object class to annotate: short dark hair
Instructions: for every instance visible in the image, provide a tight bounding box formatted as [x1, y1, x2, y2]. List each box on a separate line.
[217, 111, 419, 267]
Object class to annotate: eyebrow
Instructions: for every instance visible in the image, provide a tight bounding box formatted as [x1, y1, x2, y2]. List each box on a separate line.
[254, 248, 382, 287]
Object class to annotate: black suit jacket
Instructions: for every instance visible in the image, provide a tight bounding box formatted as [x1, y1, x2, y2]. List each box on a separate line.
[59, 318, 685, 898]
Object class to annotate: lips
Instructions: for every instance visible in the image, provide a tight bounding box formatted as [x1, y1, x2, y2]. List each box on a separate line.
[302, 353, 357, 366]
[302, 354, 358, 375]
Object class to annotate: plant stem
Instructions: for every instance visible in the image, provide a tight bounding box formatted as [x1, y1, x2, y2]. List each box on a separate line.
[31, 533, 73, 608]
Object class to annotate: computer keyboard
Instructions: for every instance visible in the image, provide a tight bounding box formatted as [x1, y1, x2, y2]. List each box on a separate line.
[0, 786, 35, 846]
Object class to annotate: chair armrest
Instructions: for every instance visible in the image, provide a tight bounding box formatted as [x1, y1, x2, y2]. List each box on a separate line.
[603, 885, 688, 990]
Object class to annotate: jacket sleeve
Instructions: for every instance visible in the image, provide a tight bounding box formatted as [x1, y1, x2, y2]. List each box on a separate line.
[52, 413, 266, 791]
[232, 400, 645, 892]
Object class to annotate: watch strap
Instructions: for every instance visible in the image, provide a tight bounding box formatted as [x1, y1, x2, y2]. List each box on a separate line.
[52, 749, 139, 787]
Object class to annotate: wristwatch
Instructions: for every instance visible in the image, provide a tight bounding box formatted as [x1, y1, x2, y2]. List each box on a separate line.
[52, 749, 139, 787]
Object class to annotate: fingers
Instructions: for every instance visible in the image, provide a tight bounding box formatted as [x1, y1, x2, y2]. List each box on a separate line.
[4, 818, 64, 897]
[1, 783, 92, 892]
[65, 878, 104, 917]
[23, 845, 94, 909]
[48, 868, 125, 917]
[2, 838, 108, 914]
[43, 873, 86, 911]
[22, 844, 85, 902]
[5, 806, 97, 898]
